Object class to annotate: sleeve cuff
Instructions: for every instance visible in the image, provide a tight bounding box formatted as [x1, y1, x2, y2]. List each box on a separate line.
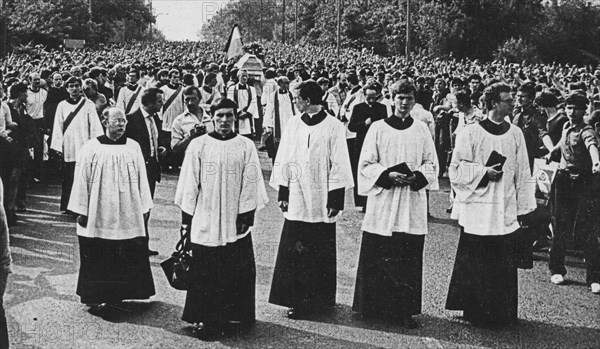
[237, 210, 255, 228]
[410, 171, 429, 191]
[375, 169, 393, 189]
[327, 188, 345, 210]
[278, 186, 289, 202]
[181, 211, 193, 225]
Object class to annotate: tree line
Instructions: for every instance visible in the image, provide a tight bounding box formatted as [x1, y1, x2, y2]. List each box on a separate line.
[0, 0, 161, 52]
[201, 0, 600, 64]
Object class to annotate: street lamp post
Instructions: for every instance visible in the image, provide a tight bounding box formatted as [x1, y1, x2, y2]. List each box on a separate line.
[406, 0, 411, 61]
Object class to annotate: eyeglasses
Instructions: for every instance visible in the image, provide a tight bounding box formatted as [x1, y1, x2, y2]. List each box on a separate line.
[107, 119, 127, 125]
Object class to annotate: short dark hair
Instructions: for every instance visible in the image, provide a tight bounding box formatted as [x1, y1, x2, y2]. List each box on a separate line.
[182, 85, 201, 98]
[9, 83, 27, 99]
[535, 91, 559, 108]
[204, 72, 217, 85]
[141, 87, 164, 106]
[347, 73, 359, 86]
[389, 81, 417, 98]
[182, 73, 195, 86]
[456, 91, 471, 108]
[363, 81, 382, 94]
[565, 92, 588, 110]
[88, 67, 106, 79]
[484, 82, 512, 110]
[210, 98, 238, 115]
[65, 76, 82, 87]
[517, 82, 536, 98]
[295, 80, 323, 105]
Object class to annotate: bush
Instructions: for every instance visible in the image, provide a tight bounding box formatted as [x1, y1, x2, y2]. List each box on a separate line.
[494, 37, 540, 64]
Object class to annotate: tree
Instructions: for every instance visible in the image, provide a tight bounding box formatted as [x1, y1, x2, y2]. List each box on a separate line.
[6, 0, 156, 48]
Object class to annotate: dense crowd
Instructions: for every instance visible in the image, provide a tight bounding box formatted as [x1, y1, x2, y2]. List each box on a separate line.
[0, 39, 599, 343]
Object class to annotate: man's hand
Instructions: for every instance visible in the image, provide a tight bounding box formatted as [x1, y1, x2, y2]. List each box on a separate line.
[77, 215, 88, 228]
[592, 161, 600, 174]
[278, 201, 288, 212]
[486, 163, 503, 182]
[365, 118, 372, 126]
[388, 171, 415, 187]
[327, 208, 340, 218]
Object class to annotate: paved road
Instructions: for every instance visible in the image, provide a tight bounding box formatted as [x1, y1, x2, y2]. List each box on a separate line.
[4, 151, 600, 348]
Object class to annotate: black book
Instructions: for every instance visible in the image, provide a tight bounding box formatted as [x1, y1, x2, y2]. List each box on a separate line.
[479, 150, 507, 187]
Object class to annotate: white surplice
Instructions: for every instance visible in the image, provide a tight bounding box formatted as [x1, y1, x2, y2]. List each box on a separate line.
[270, 113, 354, 223]
[174, 134, 268, 247]
[68, 138, 153, 240]
[450, 122, 536, 236]
[359, 119, 438, 236]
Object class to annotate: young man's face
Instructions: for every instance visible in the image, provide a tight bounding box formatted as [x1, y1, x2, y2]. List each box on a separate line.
[394, 92, 415, 117]
[184, 92, 200, 113]
[170, 72, 180, 85]
[213, 107, 235, 135]
[67, 82, 82, 99]
[127, 72, 139, 85]
[515, 91, 532, 108]
[295, 95, 310, 113]
[565, 104, 586, 122]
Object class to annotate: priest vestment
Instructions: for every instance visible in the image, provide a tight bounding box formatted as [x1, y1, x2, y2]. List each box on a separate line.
[352, 117, 438, 321]
[269, 110, 354, 312]
[68, 135, 155, 304]
[174, 132, 268, 325]
[445, 119, 536, 326]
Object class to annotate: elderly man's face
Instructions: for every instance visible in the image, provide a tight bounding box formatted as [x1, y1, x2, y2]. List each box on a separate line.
[104, 112, 128, 139]
[52, 74, 63, 88]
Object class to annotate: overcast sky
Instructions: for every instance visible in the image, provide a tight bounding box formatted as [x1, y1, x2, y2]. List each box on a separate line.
[153, 0, 230, 41]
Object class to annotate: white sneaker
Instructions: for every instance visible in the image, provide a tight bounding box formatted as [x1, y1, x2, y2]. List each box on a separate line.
[591, 283, 600, 294]
[550, 274, 565, 285]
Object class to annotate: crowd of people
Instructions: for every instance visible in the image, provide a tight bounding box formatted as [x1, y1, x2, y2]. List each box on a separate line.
[0, 39, 599, 342]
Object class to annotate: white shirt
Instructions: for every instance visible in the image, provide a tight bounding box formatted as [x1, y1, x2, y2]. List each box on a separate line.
[263, 90, 296, 138]
[170, 110, 213, 149]
[450, 121, 536, 236]
[160, 84, 185, 132]
[411, 103, 435, 139]
[26, 88, 48, 120]
[140, 107, 159, 158]
[175, 134, 268, 246]
[51, 98, 104, 162]
[359, 119, 439, 236]
[270, 112, 354, 223]
[69, 138, 153, 240]
[116, 85, 143, 115]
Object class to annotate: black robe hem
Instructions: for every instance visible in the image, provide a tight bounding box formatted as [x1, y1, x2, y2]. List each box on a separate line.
[445, 229, 518, 326]
[269, 219, 336, 310]
[77, 236, 155, 304]
[352, 231, 424, 319]
[181, 234, 256, 324]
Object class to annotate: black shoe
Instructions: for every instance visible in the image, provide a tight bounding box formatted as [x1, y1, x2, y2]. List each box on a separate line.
[148, 249, 159, 256]
[194, 323, 224, 341]
[400, 316, 418, 329]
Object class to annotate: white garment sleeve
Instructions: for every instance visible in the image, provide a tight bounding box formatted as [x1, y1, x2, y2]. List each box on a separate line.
[239, 142, 269, 214]
[449, 126, 487, 202]
[358, 125, 387, 196]
[174, 140, 202, 215]
[417, 124, 440, 191]
[50, 104, 64, 153]
[134, 143, 154, 214]
[68, 142, 93, 215]
[328, 121, 354, 192]
[513, 129, 537, 216]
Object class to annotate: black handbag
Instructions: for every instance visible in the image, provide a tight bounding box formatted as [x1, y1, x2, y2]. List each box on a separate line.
[160, 225, 193, 290]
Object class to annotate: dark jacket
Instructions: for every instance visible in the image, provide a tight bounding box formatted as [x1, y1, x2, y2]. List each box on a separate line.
[125, 108, 162, 184]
